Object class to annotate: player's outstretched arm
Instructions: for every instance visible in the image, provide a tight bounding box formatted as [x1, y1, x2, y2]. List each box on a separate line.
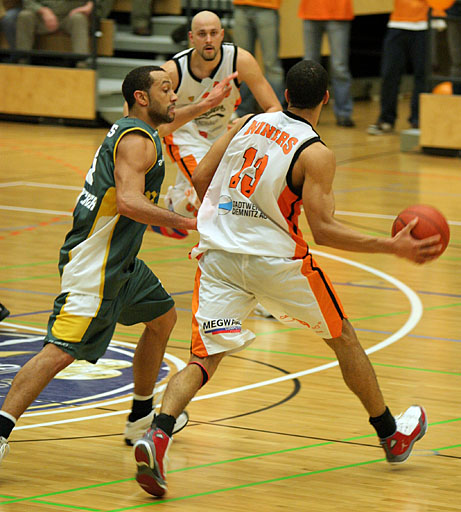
[300, 144, 441, 264]
[157, 71, 239, 138]
[192, 115, 252, 201]
[236, 48, 282, 113]
[114, 133, 197, 230]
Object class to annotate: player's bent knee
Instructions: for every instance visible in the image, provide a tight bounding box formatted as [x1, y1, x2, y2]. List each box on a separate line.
[145, 306, 177, 334]
[43, 342, 75, 370]
[187, 352, 224, 388]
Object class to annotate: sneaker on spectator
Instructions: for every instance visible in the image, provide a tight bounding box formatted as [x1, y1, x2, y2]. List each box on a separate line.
[134, 427, 171, 496]
[337, 117, 355, 127]
[380, 405, 427, 464]
[125, 410, 189, 446]
[0, 437, 9, 464]
[367, 122, 394, 135]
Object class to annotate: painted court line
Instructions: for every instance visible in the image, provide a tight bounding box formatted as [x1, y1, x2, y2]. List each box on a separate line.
[2, 438, 459, 509]
[2, 250, 422, 430]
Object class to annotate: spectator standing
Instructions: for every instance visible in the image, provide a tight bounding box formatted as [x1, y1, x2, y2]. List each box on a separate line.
[298, 0, 355, 127]
[368, 0, 430, 135]
[232, 0, 285, 114]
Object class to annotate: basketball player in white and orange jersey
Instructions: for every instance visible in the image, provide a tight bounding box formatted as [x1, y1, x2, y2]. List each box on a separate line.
[158, 9, 282, 237]
[133, 60, 443, 497]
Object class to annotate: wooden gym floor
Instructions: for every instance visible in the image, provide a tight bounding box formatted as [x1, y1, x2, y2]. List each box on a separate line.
[0, 97, 460, 511]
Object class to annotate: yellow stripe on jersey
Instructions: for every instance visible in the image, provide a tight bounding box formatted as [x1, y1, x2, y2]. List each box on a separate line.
[112, 127, 158, 174]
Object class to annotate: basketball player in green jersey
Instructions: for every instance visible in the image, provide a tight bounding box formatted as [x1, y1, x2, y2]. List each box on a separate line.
[0, 65, 236, 463]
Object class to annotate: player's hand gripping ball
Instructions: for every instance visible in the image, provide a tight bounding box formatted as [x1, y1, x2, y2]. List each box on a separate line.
[392, 204, 450, 256]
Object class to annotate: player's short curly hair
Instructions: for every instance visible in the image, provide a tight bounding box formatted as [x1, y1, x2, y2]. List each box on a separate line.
[286, 60, 328, 110]
[122, 65, 165, 109]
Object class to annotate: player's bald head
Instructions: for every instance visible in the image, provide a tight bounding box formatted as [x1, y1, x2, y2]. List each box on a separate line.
[191, 10, 222, 32]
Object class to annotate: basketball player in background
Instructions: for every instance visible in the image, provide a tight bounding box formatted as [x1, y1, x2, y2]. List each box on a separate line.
[157, 9, 282, 239]
[133, 60, 442, 497]
[0, 64, 238, 464]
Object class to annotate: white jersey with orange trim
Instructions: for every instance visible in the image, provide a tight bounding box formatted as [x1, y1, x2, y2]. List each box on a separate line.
[163, 43, 241, 167]
[192, 110, 322, 259]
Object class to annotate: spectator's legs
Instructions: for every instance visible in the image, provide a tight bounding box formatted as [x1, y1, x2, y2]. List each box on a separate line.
[379, 29, 406, 126]
[302, 19, 323, 62]
[408, 30, 427, 127]
[256, 8, 285, 107]
[62, 12, 90, 55]
[233, 6, 257, 115]
[15, 9, 38, 52]
[326, 20, 353, 120]
[446, 18, 461, 95]
[131, 0, 152, 34]
[0, 7, 21, 49]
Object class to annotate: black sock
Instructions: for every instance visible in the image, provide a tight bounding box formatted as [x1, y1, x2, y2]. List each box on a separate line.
[128, 396, 153, 422]
[0, 413, 15, 439]
[369, 406, 396, 439]
[153, 413, 176, 437]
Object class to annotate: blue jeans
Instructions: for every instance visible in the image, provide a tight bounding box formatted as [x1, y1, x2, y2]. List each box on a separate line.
[0, 6, 21, 49]
[379, 28, 427, 127]
[233, 5, 285, 115]
[303, 19, 353, 119]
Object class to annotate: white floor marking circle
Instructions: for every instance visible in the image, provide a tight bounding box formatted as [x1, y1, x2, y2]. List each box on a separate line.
[3, 250, 422, 430]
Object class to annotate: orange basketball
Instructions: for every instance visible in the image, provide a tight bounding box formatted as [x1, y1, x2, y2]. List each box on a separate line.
[432, 81, 453, 95]
[392, 205, 450, 256]
[427, 0, 455, 9]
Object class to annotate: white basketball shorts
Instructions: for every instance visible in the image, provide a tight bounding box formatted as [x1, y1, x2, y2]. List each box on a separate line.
[191, 250, 346, 357]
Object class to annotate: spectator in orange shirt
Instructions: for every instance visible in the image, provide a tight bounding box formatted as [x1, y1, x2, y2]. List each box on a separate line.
[298, 0, 355, 127]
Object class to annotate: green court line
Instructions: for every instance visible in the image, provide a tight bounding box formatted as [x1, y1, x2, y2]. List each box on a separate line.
[145, 257, 190, 265]
[2, 319, 48, 328]
[0, 478, 134, 505]
[1, 431, 459, 507]
[0, 260, 56, 270]
[139, 243, 192, 254]
[108, 459, 388, 512]
[0, 496, 101, 510]
[426, 302, 461, 311]
[29, 501, 101, 511]
[0, 274, 56, 284]
[246, 348, 461, 376]
[372, 362, 460, 376]
[352, 301, 461, 323]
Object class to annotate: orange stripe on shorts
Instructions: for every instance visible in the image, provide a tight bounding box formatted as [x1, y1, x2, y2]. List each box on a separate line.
[191, 264, 209, 357]
[301, 255, 346, 338]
